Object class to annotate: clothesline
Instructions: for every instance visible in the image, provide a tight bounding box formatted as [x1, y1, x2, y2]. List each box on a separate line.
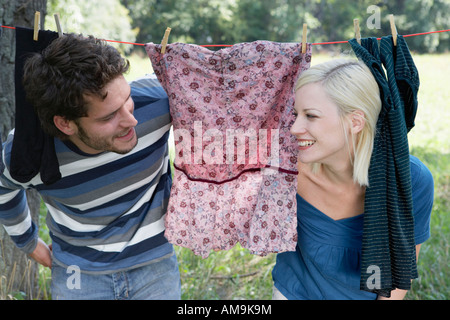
[1, 25, 449, 47]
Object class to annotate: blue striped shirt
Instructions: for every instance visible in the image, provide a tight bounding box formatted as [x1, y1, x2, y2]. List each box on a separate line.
[0, 75, 174, 273]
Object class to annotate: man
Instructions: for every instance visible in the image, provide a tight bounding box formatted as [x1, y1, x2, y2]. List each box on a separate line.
[0, 33, 180, 299]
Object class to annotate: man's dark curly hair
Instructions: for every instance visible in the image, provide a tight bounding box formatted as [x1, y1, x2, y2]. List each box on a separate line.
[23, 33, 130, 139]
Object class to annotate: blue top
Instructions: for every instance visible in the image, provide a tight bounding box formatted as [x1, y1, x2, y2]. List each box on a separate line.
[272, 155, 434, 300]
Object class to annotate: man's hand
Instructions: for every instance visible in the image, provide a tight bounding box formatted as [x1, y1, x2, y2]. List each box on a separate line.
[28, 238, 52, 268]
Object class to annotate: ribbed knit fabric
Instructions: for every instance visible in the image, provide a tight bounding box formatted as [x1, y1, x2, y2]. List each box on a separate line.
[11, 27, 61, 185]
[349, 35, 418, 297]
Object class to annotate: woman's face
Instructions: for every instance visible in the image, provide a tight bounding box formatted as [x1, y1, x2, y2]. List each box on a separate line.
[290, 82, 352, 167]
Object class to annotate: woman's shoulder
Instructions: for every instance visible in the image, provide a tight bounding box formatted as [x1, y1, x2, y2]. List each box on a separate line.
[409, 155, 434, 189]
[409, 154, 434, 244]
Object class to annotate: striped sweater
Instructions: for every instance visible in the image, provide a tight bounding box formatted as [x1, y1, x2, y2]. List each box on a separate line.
[0, 75, 174, 273]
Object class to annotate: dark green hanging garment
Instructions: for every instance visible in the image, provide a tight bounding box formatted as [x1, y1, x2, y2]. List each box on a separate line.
[349, 35, 419, 298]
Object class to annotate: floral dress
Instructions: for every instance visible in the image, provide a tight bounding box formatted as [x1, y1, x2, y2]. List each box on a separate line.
[146, 41, 311, 257]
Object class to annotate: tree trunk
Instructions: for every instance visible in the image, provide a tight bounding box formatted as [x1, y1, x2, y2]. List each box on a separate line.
[1, 0, 47, 300]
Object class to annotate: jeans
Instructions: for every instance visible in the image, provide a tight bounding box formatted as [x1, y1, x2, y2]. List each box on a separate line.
[51, 253, 181, 300]
[272, 286, 288, 300]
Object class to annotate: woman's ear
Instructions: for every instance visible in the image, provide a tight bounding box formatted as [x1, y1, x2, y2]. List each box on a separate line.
[350, 110, 366, 134]
[53, 115, 77, 136]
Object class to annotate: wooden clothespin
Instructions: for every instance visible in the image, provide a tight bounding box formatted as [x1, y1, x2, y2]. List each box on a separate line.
[161, 27, 172, 54]
[389, 14, 398, 46]
[33, 11, 40, 41]
[54, 13, 64, 37]
[354, 18, 361, 45]
[301, 23, 307, 53]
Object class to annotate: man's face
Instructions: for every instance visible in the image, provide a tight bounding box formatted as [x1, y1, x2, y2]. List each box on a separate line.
[69, 75, 138, 155]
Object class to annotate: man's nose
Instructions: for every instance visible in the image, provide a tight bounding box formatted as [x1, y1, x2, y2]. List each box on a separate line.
[120, 101, 138, 127]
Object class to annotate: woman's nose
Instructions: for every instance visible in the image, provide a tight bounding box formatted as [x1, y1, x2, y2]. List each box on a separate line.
[290, 117, 306, 136]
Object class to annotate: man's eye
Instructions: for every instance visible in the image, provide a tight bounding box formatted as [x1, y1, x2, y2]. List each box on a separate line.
[101, 114, 116, 122]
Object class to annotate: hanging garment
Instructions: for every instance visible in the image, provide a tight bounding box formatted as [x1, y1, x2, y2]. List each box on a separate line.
[382, 36, 419, 133]
[10, 27, 61, 185]
[349, 35, 419, 297]
[146, 41, 312, 257]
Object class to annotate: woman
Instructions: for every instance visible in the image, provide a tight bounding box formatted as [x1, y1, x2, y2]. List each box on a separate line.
[271, 59, 433, 300]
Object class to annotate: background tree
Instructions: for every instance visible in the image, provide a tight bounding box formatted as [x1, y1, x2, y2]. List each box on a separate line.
[0, 0, 46, 300]
[385, 0, 450, 53]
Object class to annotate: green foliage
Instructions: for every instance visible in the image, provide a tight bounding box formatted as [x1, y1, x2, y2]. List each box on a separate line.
[391, 0, 450, 53]
[121, 0, 237, 45]
[44, 0, 449, 52]
[121, 0, 449, 52]
[45, 0, 137, 54]
[176, 244, 275, 299]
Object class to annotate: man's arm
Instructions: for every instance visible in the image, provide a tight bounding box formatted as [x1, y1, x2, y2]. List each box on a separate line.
[0, 144, 41, 252]
[0, 183, 40, 253]
[1, 176, 52, 268]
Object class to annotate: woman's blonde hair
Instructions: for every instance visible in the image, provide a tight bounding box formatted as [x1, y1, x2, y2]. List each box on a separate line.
[295, 59, 381, 186]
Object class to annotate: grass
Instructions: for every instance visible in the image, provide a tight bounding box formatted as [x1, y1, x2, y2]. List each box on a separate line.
[27, 52, 449, 300]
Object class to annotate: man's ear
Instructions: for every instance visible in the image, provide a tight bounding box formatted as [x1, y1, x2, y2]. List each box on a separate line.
[350, 110, 366, 135]
[53, 115, 77, 136]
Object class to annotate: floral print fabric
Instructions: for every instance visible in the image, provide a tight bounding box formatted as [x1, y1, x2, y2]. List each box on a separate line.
[146, 41, 311, 257]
